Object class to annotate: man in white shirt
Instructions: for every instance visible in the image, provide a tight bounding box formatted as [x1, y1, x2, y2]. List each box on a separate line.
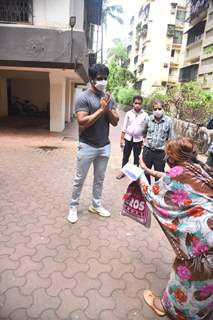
[116, 96, 149, 179]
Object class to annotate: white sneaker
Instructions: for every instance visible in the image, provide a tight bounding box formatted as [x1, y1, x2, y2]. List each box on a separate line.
[88, 206, 111, 217]
[67, 207, 78, 223]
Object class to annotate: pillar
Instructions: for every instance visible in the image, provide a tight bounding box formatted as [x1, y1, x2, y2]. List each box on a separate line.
[49, 72, 66, 132]
[70, 82, 75, 118]
[65, 79, 71, 123]
[0, 76, 8, 117]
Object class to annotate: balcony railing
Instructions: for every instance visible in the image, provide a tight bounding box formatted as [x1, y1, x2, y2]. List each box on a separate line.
[173, 30, 183, 44]
[167, 24, 175, 37]
[187, 20, 205, 46]
[138, 63, 144, 73]
[179, 64, 199, 82]
[127, 45, 132, 54]
[134, 55, 138, 64]
[176, 9, 186, 23]
[0, 0, 33, 24]
[134, 80, 142, 90]
[185, 40, 202, 62]
[130, 15, 134, 25]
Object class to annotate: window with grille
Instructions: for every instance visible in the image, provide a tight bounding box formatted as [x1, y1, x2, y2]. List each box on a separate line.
[138, 63, 144, 73]
[171, 2, 177, 14]
[176, 10, 186, 23]
[187, 21, 205, 45]
[0, 0, 33, 24]
[134, 55, 138, 64]
[142, 46, 146, 55]
[173, 30, 183, 44]
[127, 45, 132, 54]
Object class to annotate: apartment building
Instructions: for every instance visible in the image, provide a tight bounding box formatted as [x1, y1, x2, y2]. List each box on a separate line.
[0, 0, 102, 132]
[179, 0, 213, 89]
[127, 0, 187, 95]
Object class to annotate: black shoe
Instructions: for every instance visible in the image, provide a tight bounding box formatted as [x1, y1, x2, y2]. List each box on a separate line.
[116, 172, 125, 180]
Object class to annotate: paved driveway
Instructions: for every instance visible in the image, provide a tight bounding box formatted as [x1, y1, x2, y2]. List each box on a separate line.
[0, 115, 172, 320]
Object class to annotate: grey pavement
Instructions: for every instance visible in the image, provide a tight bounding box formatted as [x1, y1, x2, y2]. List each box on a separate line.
[0, 113, 173, 320]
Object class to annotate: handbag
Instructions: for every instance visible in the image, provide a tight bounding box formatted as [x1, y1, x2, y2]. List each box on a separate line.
[121, 181, 151, 227]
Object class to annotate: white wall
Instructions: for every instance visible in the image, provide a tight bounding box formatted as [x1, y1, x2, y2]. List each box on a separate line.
[70, 0, 85, 31]
[142, 0, 173, 94]
[128, 0, 187, 95]
[33, 0, 71, 29]
[0, 0, 85, 31]
[49, 72, 66, 132]
[33, 0, 85, 30]
[11, 79, 49, 111]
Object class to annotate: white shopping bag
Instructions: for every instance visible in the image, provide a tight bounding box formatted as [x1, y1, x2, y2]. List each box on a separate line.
[122, 163, 149, 185]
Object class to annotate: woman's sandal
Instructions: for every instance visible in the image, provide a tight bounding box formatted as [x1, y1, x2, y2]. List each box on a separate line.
[143, 290, 166, 317]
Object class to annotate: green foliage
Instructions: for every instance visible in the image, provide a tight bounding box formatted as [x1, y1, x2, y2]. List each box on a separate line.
[143, 89, 170, 113]
[101, 0, 124, 62]
[117, 87, 139, 105]
[144, 82, 213, 125]
[107, 38, 128, 66]
[134, 23, 148, 51]
[180, 82, 213, 124]
[106, 39, 136, 101]
[204, 45, 213, 54]
[107, 61, 135, 96]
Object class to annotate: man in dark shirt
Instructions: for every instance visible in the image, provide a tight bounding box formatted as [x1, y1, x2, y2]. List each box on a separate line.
[68, 64, 119, 223]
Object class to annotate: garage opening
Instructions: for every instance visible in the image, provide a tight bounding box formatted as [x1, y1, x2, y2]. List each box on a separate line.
[0, 70, 50, 130]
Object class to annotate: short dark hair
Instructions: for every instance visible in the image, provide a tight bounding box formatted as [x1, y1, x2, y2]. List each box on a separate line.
[133, 95, 143, 103]
[153, 99, 163, 107]
[88, 64, 109, 80]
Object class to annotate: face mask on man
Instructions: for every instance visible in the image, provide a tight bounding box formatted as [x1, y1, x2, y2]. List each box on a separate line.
[153, 109, 164, 118]
[95, 80, 107, 92]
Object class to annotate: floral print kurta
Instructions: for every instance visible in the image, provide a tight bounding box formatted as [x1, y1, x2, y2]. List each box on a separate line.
[144, 165, 213, 320]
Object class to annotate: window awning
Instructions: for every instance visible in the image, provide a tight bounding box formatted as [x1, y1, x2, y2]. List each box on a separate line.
[181, 63, 199, 69]
[184, 19, 206, 34]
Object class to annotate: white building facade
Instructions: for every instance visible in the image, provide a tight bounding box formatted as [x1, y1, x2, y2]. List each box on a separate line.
[127, 0, 188, 95]
[180, 0, 213, 89]
[0, 0, 102, 131]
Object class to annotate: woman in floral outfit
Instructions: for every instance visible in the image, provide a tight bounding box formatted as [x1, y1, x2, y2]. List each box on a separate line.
[140, 137, 213, 320]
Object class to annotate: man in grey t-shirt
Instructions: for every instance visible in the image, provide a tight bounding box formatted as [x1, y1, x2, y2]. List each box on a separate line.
[67, 64, 119, 223]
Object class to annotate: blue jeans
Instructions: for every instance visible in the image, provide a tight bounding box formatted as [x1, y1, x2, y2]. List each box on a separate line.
[70, 142, 110, 208]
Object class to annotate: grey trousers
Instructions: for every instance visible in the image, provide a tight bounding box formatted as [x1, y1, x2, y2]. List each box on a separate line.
[70, 142, 110, 208]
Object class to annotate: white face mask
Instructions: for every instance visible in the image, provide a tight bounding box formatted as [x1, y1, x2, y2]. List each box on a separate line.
[95, 80, 107, 92]
[153, 109, 164, 118]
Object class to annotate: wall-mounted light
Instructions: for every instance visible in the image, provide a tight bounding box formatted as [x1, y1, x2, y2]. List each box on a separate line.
[69, 16, 76, 29]
[70, 16, 76, 63]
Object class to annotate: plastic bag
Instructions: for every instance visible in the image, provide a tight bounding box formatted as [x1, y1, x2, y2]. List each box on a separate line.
[121, 181, 151, 227]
